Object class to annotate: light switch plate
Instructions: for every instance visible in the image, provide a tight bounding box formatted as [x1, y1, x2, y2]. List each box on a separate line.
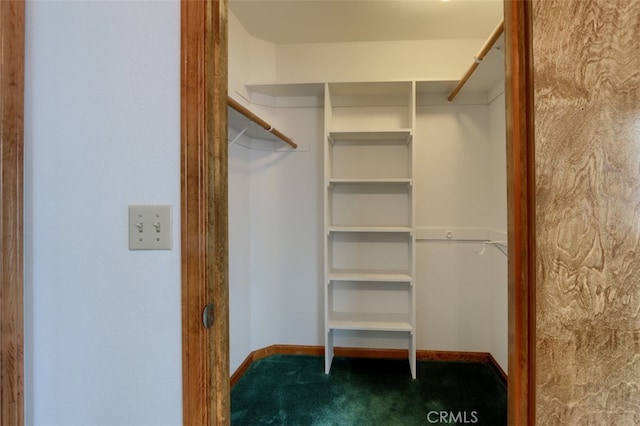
[129, 205, 172, 250]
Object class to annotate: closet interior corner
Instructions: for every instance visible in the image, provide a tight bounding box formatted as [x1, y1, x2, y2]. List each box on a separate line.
[227, 1, 507, 382]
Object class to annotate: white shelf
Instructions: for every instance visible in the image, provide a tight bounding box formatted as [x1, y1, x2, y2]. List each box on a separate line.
[245, 78, 505, 106]
[328, 312, 413, 332]
[329, 129, 412, 143]
[329, 271, 413, 283]
[328, 178, 412, 185]
[328, 226, 412, 234]
[328, 81, 413, 97]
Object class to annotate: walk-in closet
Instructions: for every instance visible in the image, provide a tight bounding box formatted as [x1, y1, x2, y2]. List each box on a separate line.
[227, 0, 507, 387]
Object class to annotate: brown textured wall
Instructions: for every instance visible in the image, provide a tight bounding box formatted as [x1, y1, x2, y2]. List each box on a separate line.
[533, 0, 640, 424]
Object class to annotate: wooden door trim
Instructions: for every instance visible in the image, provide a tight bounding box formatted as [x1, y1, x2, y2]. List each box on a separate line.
[0, 1, 25, 425]
[505, 1, 536, 424]
[181, 0, 230, 424]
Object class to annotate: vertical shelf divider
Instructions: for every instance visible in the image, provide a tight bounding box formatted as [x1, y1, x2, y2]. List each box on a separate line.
[324, 83, 333, 374]
[409, 81, 417, 377]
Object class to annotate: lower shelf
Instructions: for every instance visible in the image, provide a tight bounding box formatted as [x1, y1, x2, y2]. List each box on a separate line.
[327, 312, 413, 332]
[325, 324, 417, 379]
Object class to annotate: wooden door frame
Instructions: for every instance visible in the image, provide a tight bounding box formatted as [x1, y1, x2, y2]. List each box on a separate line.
[179, 1, 536, 424]
[504, 1, 536, 424]
[181, 0, 230, 424]
[1, 1, 25, 425]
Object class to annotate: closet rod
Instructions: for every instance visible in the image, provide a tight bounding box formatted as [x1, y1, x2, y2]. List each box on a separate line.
[227, 96, 298, 149]
[447, 19, 504, 102]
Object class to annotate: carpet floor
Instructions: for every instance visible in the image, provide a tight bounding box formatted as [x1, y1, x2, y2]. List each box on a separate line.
[231, 355, 507, 425]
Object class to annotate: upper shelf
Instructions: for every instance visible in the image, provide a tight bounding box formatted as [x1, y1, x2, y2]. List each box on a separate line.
[246, 74, 503, 106]
[328, 225, 413, 234]
[328, 178, 412, 185]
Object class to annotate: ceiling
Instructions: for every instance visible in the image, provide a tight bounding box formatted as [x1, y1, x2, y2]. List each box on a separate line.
[228, 0, 504, 44]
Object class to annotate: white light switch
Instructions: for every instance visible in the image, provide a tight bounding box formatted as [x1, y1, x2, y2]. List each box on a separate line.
[129, 205, 172, 250]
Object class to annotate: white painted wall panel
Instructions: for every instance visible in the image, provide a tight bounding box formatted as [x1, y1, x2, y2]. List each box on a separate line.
[228, 10, 278, 374]
[229, 143, 252, 373]
[24, 2, 181, 424]
[415, 105, 492, 228]
[249, 107, 324, 350]
[415, 105, 493, 354]
[414, 102, 507, 370]
[331, 142, 410, 179]
[416, 241, 493, 351]
[329, 184, 411, 227]
[488, 88, 507, 232]
[487, 247, 508, 371]
[275, 39, 485, 83]
[229, 11, 277, 101]
[487, 90, 508, 371]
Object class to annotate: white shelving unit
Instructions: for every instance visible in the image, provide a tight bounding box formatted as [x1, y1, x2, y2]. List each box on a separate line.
[324, 81, 417, 378]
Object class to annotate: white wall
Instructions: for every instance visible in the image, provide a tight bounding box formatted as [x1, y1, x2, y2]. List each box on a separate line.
[415, 105, 493, 228]
[230, 10, 484, 85]
[275, 39, 485, 83]
[413, 96, 508, 372]
[24, 2, 182, 425]
[228, 107, 322, 374]
[488, 89, 508, 371]
[248, 107, 324, 350]
[228, 11, 276, 101]
[228, 10, 279, 373]
[228, 10, 324, 372]
[228, 144, 252, 373]
[414, 104, 493, 353]
[488, 87, 507, 231]
[228, 9, 263, 374]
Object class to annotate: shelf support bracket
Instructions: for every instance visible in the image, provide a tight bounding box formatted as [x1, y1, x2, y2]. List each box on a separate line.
[228, 126, 248, 146]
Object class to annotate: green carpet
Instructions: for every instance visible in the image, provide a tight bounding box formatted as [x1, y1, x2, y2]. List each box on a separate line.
[231, 355, 506, 425]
